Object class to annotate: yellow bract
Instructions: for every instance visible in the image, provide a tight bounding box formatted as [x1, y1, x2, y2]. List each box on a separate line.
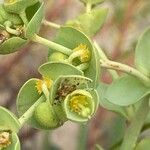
[69, 94, 91, 118]
[74, 44, 90, 62]
[36, 77, 53, 94]
[0, 132, 11, 148]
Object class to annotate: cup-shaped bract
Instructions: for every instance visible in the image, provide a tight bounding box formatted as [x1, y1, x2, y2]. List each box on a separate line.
[50, 75, 93, 122]
[0, 107, 20, 150]
[17, 62, 84, 129]
[48, 26, 100, 88]
[3, 0, 39, 14]
[64, 89, 99, 122]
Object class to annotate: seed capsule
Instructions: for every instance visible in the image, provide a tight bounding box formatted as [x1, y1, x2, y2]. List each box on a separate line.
[34, 102, 61, 129]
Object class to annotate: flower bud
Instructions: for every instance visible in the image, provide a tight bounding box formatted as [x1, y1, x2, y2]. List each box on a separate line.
[48, 52, 68, 62]
[64, 89, 95, 122]
[34, 102, 61, 129]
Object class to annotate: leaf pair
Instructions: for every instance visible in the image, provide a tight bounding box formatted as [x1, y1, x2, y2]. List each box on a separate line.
[66, 8, 108, 37]
[49, 26, 101, 88]
[0, 2, 44, 54]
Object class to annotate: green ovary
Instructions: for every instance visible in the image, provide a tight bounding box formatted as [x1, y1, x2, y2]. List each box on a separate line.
[34, 102, 60, 129]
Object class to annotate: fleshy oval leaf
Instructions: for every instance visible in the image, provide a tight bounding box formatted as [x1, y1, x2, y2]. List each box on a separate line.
[0, 37, 27, 54]
[25, 2, 44, 38]
[0, 107, 20, 133]
[38, 61, 83, 80]
[105, 75, 150, 106]
[135, 27, 150, 76]
[66, 8, 108, 36]
[3, 0, 39, 14]
[97, 83, 128, 118]
[17, 78, 48, 129]
[49, 27, 100, 87]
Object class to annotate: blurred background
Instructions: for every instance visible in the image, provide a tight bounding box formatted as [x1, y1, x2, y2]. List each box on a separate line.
[0, 0, 150, 149]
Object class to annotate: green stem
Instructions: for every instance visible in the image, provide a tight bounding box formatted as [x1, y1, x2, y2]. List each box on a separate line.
[100, 59, 150, 87]
[94, 42, 119, 80]
[86, 2, 92, 13]
[20, 10, 28, 26]
[76, 63, 89, 71]
[31, 34, 72, 56]
[120, 97, 149, 150]
[18, 96, 45, 127]
[77, 124, 88, 150]
[4, 21, 20, 36]
[42, 19, 60, 29]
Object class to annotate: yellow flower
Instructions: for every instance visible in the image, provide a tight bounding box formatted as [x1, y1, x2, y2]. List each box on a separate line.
[73, 44, 90, 63]
[36, 77, 53, 94]
[69, 94, 91, 118]
[0, 132, 11, 148]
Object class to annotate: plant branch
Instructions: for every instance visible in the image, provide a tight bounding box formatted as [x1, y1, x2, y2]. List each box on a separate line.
[94, 42, 119, 80]
[31, 34, 72, 55]
[18, 96, 45, 128]
[120, 96, 150, 150]
[42, 19, 61, 29]
[100, 59, 150, 87]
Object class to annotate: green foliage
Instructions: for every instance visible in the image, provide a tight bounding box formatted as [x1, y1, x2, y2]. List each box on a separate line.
[105, 75, 150, 106]
[97, 83, 127, 118]
[3, 0, 39, 14]
[135, 27, 150, 77]
[0, 37, 27, 54]
[0, 107, 20, 132]
[49, 27, 100, 87]
[135, 138, 150, 150]
[66, 8, 108, 36]
[25, 2, 44, 38]
[39, 62, 83, 80]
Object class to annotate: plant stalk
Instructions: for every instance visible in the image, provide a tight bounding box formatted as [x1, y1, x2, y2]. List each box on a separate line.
[120, 96, 150, 150]
[31, 34, 72, 56]
[42, 19, 60, 29]
[100, 59, 150, 87]
[18, 96, 45, 127]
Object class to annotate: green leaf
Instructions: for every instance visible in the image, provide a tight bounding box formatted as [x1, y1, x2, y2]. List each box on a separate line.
[5, 133, 20, 150]
[0, 37, 27, 54]
[25, 3, 44, 38]
[135, 138, 150, 150]
[105, 75, 150, 106]
[97, 83, 127, 118]
[49, 27, 100, 87]
[66, 8, 108, 36]
[3, 0, 39, 14]
[17, 79, 47, 129]
[135, 27, 150, 76]
[0, 107, 20, 133]
[39, 61, 83, 80]
[79, 0, 105, 5]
